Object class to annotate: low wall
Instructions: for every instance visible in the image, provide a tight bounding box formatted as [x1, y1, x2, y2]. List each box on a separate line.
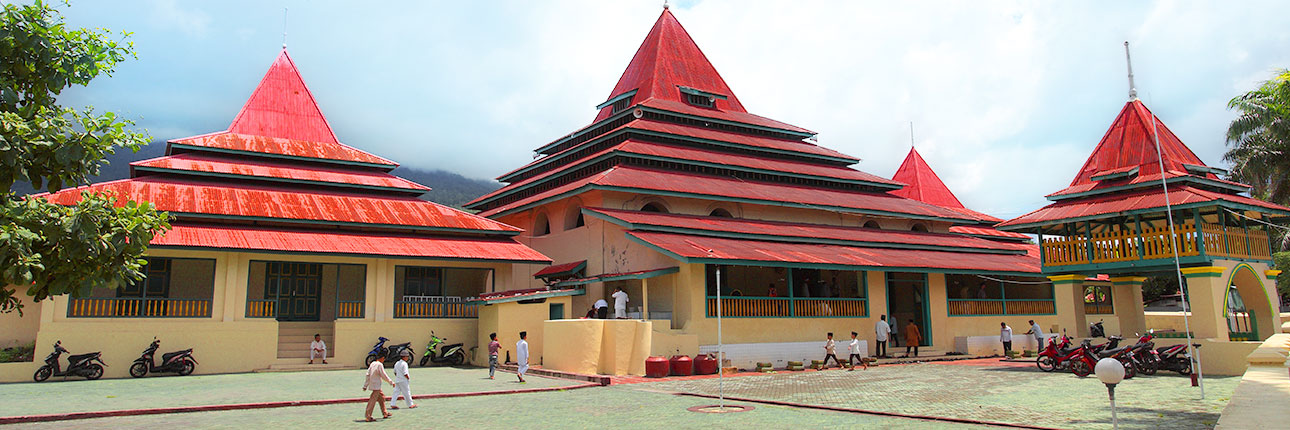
[1152, 337, 1261, 376]
[1215, 334, 1290, 429]
[334, 319, 478, 367]
[542, 319, 651, 376]
[650, 329, 698, 357]
[954, 334, 1053, 356]
[0, 362, 36, 384]
[699, 341, 868, 370]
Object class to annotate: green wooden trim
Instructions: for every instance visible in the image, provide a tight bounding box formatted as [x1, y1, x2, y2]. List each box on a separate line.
[999, 200, 1290, 231]
[168, 143, 396, 171]
[1183, 164, 1227, 176]
[584, 208, 1023, 255]
[595, 185, 978, 223]
[678, 86, 729, 100]
[132, 166, 427, 195]
[470, 288, 585, 305]
[595, 89, 638, 110]
[1046, 175, 1250, 202]
[1090, 166, 1139, 182]
[1042, 255, 1222, 276]
[624, 233, 1041, 277]
[533, 109, 639, 155]
[640, 106, 816, 139]
[169, 212, 521, 237]
[155, 245, 549, 265]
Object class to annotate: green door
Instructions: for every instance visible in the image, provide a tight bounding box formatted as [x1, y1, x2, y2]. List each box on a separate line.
[267, 262, 322, 321]
[886, 272, 931, 347]
[549, 303, 565, 320]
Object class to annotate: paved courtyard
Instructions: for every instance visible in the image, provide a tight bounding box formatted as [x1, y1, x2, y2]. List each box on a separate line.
[0, 360, 1237, 429]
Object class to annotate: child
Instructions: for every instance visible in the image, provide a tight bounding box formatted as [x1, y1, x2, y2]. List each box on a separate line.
[516, 331, 529, 383]
[387, 351, 415, 409]
[488, 333, 501, 379]
[847, 331, 865, 371]
[822, 332, 840, 369]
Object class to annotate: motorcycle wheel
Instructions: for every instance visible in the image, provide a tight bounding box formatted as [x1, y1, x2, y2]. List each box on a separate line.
[365, 354, 378, 367]
[1177, 359, 1192, 376]
[129, 362, 148, 378]
[33, 366, 52, 382]
[1122, 360, 1136, 379]
[419, 355, 430, 367]
[178, 359, 196, 376]
[1138, 359, 1158, 376]
[1072, 360, 1092, 377]
[1036, 356, 1056, 372]
[449, 351, 465, 366]
[86, 364, 104, 380]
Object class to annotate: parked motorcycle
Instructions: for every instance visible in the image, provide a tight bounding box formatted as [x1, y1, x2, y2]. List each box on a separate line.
[366, 337, 413, 366]
[1095, 339, 1138, 379]
[419, 330, 465, 367]
[129, 338, 197, 378]
[1127, 331, 1158, 376]
[33, 341, 106, 382]
[1067, 339, 1101, 377]
[1150, 342, 1200, 375]
[1036, 333, 1076, 372]
[1088, 320, 1106, 338]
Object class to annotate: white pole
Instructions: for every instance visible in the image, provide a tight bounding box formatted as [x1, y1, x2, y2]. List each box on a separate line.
[716, 265, 724, 409]
[1109, 385, 1119, 430]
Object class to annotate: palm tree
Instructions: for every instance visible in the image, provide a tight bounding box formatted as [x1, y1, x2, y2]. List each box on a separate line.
[1224, 69, 1290, 206]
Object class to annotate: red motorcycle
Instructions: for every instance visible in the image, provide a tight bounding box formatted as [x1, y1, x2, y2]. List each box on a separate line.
[1036, 334, 1075, 372]
[1067, 339, 1100, 377]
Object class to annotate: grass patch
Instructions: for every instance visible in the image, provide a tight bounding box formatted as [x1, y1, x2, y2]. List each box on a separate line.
[0, 343, 34, 363]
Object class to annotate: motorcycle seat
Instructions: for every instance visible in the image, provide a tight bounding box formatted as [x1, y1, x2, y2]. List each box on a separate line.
[68, 352, 97, 362]
[162, 350, 189, 361]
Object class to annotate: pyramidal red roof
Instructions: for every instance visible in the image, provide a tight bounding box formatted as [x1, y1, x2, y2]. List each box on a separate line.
[890, 147, 965, 209]
[594, 8, 744, 121]
[1068, 99, 1209, 187]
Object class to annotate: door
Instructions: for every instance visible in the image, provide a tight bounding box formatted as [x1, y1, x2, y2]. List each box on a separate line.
[886, 272, 931, 347]
[1225, 286, 1257, 341]
[549, 303, 565, 320]
[267, 262, 322, 321]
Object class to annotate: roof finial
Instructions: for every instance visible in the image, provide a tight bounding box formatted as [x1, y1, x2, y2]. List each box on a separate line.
[281, 7, 288, 49]
[909, 121, 916, 149]
[663, 0, 669, 10]
[1124, 41, 1138, 101]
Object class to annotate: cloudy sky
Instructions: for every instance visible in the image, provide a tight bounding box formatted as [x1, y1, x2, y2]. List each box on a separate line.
[52, 0, 1290, 219]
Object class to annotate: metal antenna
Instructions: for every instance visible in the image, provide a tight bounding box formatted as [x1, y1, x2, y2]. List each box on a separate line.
[282, 7, 288, 49]
[1124, 41, 1137, 101]
[664, 0, 670, 10]
[909, 121, 916, 148]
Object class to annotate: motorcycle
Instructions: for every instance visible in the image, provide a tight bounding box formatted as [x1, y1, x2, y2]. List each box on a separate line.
[129, 338, 197, 378]
[1126, 331, 1158, 376]
[1088, 320, 1106, 338]
[1150, 342, 1200, 375]
[33, 341, 106, 382]
[1036, 333, 1076, 372]
[1067, 339, 1101, 378]
[419, 330, 466, 367]
[1095, 339, 1138, 379]
[366, 337, 413, 366]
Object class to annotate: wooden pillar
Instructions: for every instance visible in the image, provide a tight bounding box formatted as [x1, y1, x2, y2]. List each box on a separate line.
[1109, 277, 1147, 337]
[640, 278, 649, 321]
[1049, 275, 1089, 337]
[1179, 266, 1228, 340]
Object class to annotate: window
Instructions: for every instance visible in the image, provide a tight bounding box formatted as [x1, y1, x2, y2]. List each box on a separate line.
[685, 93, 714, 108]
[911, 223, 929, 232]
[120, 258, 172, 298]
[947, 274, 1055, 316]
[71, 257, 217, 318]
[565, 206, 585, 230]
[402, 267, 443, 297]
[709, 208, 733, 218]
[611, 96, 634, 114]
[641, 202, 668, 213]
[863, 221, 881, 229]
[1084, 285, 1114, 314]
[394, 266, 493, 318]
[533, 212, 551, 235]
[704, 265, 867, 317]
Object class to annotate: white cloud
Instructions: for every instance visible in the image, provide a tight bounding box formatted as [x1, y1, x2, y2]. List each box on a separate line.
[148, 0, 211, 37]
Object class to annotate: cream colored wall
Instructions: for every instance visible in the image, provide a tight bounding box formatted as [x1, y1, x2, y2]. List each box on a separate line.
[334, 319, 479, 366]
[476, 296, 572, 367]
[0, 285, 43, 349]
[543, 319, 652, 376]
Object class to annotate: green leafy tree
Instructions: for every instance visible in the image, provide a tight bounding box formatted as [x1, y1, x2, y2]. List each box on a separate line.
[1224, 69, 1290, 251]
[0, 1, 169, 314]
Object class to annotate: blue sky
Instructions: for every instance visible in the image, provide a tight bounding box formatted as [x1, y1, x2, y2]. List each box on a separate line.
[51, 0, 1290, 219]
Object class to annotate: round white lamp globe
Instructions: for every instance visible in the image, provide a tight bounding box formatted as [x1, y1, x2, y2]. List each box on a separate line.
[1095, 358, 1125, 385]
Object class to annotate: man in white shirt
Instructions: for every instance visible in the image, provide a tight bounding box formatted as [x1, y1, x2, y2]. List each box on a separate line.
[847, 331, 864, 371]
[1000, 322, 1013, 356]
[309, 334, 327, 365]
[362, 355, 394, 421]
[611, 287, 629, 319]
[1024, 320, 1044, 349]
[387, 351, 415, 409]
[516, 331, 529, 383]
[874, 315, 890, 358]
[594, 298, 609, 319]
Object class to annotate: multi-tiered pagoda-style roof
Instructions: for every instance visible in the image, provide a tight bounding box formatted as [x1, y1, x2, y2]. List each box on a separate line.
[890, 147, 1030, 241]
[43, 49, 548, 263]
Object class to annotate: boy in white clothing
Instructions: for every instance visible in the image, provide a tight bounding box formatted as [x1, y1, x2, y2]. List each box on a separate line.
[516, 331, 529, 383]
[387, 351, 416, 409]
[822, 332, 841, 369]
[847, 331, 866, 371]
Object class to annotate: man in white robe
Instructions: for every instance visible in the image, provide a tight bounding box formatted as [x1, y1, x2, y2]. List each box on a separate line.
[611, 287, 629, 319]
[387, 351, 415, 409]
[309, 334, 327, 364]
[516, 331, 529, 383]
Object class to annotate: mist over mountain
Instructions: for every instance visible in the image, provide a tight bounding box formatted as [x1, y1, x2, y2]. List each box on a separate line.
[10, 141, 501, 209]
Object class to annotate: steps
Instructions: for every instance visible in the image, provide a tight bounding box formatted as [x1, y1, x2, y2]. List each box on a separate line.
[256, 359, 359, 373]
[277, 321, 334, 359]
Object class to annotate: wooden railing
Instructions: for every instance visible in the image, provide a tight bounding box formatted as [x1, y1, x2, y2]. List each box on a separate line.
[394, 301, 477, 318]
[705, 297, 866, 318]
[1084, 304, 1114, 315]
[1042, 222, 1270, 267]
[246, 299, 276, 318]
[69, 297, 211, 318]
[948, 299, 1056, 316]
[337, 300, 364, 318]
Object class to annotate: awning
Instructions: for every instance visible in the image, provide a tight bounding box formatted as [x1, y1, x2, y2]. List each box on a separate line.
[151, 224, 550, 263]
[999, 185, 1290, 229]
[533, 260, 587, 279]
[948, 226, 1029, 240]
[470, 288, 584, 305]
[625, 231, 1040, 276]
[552, 267, 680, 287]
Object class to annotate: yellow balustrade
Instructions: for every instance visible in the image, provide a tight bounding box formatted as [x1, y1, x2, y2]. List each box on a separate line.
[337, 301, 364, 318]
[1039, 221, 1278, 267]
[1084, 303, 1114, 315]
[948, 300, 1003, 316]
[246, 300, 275, 318]
[394, 301, 478, 318]
[69, 298, 211, 318]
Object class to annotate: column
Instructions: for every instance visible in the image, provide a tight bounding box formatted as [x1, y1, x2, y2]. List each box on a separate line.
[640, 278, 649, 321]
[1048, 275, 1089, 337]
[1179, 266, 1227, 340]
[1109, 276, 1147, 337]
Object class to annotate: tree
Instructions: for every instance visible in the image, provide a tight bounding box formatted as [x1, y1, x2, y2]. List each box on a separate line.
[0, 1, 169, 315]
[1224, 69, 1290, 251]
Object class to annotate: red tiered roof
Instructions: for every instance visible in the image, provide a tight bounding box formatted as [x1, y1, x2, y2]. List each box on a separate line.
[889, 147, 1005, 224]
[132, 153, 428, 192]
[153, 225, 547, 263]
[998, 185, 1289, 229]
[1056, 100, 1211, 196]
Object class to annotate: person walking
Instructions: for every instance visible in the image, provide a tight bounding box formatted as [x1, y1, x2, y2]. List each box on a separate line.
[874, 315, 890, 358]
[1024, 320, 1043, 350]
[516, 331, 529, 383]
[487, 333, 501, 380]
[362, 354, 394, 422]
[612, 286, 629, 319]
[847, 331, 864, 371]
[903, 320, 922, 358]
[1000, 322, 1014, 356]
[822, 332, 841, 369]
[387, 351, 415, 410]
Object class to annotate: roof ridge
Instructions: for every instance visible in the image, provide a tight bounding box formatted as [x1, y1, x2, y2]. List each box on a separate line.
[889, 147, 967, 209]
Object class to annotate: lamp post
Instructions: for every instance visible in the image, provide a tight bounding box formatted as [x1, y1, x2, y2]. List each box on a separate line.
[1095, 358, 1126, 430]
